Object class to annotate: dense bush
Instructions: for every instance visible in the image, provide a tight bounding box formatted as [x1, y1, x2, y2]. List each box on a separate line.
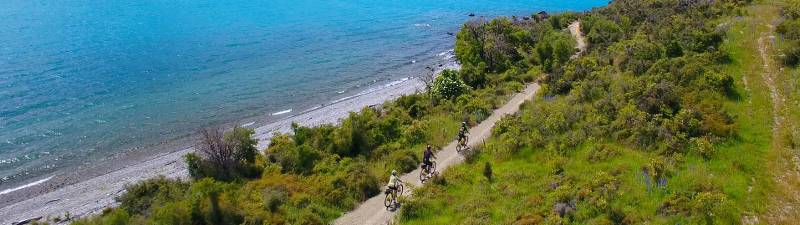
[583, 15, 623, 48]
[431, 69, 471, 100]
[115, 176, 188, 215]
[778, 0, 800, 67]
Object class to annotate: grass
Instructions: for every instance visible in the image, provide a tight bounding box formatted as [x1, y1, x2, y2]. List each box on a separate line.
[402, 140, 667, 224]
[712, 2, 778, 217]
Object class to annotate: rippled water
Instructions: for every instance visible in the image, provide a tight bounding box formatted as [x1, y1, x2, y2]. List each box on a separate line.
[0, 0, 606, 189]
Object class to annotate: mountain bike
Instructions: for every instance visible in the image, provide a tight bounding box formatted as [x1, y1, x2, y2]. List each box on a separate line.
[456, 135, 469, 153]
[419, 161, 437, 182]
[383, 183, 404, 210]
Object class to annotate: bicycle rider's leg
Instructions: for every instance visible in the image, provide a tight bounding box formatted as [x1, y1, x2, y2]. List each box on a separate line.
[390, 186, 398, 204]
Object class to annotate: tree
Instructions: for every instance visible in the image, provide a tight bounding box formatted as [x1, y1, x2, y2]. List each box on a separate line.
[198, 126, 236, 175]
[225, 126, 258, 163]
[186, 126, 261, 180]
[456, 19, 488, 68]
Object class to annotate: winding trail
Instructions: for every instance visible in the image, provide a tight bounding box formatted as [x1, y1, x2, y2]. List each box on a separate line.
[333, 21, 585, 225]
[569, 21, 587, 59]
[757, 30, 784, 131]
[758, 22, 800, 224]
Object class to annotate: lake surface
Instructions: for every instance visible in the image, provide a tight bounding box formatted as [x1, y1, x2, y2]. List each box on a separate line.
[0, 0, 606, 190]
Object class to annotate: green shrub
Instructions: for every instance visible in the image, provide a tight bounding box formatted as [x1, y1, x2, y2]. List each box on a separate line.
[389, 149, 420, 173]
[587, 144, 619, 162]
[262, 186, 289, 212]
[294, 208, 324, 225]
[691, 192, 728, 225]
[431, 70, 471, 100]
[402, 119, 430, 145]
[71, 209, 131, 225]
[226, 126, 258, 163]
[780, 40, 800, 67]
[699, 71, 735, 93]
[460, 62, 489, 88]
[553, 184, 575, 203]
[783, 0, 800, 19]
[394, 94, 431, 118]
[778, 19, 800, 39]
[456, 92, 493, 123]
[277, 145, 321, 175]
[429, 173, 447, 186]
[463, 144, 482, 164]
[399, 197, 430, 221]
[149, 201, 193, 225]
[586, 17, 623, 47]
[536, 32, 577, 72]
[115, 176, 187, 215]
[692, 137, 715, 160]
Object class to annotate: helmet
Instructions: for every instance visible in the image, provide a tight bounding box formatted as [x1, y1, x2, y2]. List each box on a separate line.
[462, 122, 467, 125]
[391, 170, 398, 175]
[426, 144, 432, 150]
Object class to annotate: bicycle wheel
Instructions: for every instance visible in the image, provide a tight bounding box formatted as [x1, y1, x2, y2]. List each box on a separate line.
[398, 184, 404, 197]
[419, 167, 427, 182]
[431, 161, 437, 173]
[384, 193, 393, 208]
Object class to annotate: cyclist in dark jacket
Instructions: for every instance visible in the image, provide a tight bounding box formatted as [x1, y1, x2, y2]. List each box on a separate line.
[423, 145, 435, 171]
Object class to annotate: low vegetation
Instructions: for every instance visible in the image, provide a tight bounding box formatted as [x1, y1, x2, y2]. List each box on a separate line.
[778, 0, 800, 66]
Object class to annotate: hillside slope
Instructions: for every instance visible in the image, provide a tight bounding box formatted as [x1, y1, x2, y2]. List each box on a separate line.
[397, 0, 800, 224]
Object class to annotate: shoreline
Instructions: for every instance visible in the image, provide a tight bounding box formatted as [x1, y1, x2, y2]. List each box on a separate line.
[0, 60, 460, 224]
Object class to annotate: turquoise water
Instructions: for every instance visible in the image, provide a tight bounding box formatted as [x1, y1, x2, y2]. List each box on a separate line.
[0, 0, 606, 189]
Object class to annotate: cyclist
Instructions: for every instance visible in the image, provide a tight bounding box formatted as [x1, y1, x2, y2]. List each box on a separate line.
[458, 122, 469, 144]
[387, 170, 404, 204]
[422, 145, 436, 174]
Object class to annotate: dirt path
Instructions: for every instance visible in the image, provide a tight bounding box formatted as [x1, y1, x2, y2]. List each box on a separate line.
[569, 21, 587, 58]
[757, 30, 784, 131]
[758, 22, 800, 224]
[333, 21, 585, 225]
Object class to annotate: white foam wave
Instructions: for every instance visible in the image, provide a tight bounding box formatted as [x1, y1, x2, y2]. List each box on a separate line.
[242, 122, 256, 127]
[438, 49, 456, 60]
[330, 77, 411, 105]
[271, 109, 292, 116]
[0, 175, 55, 195]
[414, 23, 431, 27]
